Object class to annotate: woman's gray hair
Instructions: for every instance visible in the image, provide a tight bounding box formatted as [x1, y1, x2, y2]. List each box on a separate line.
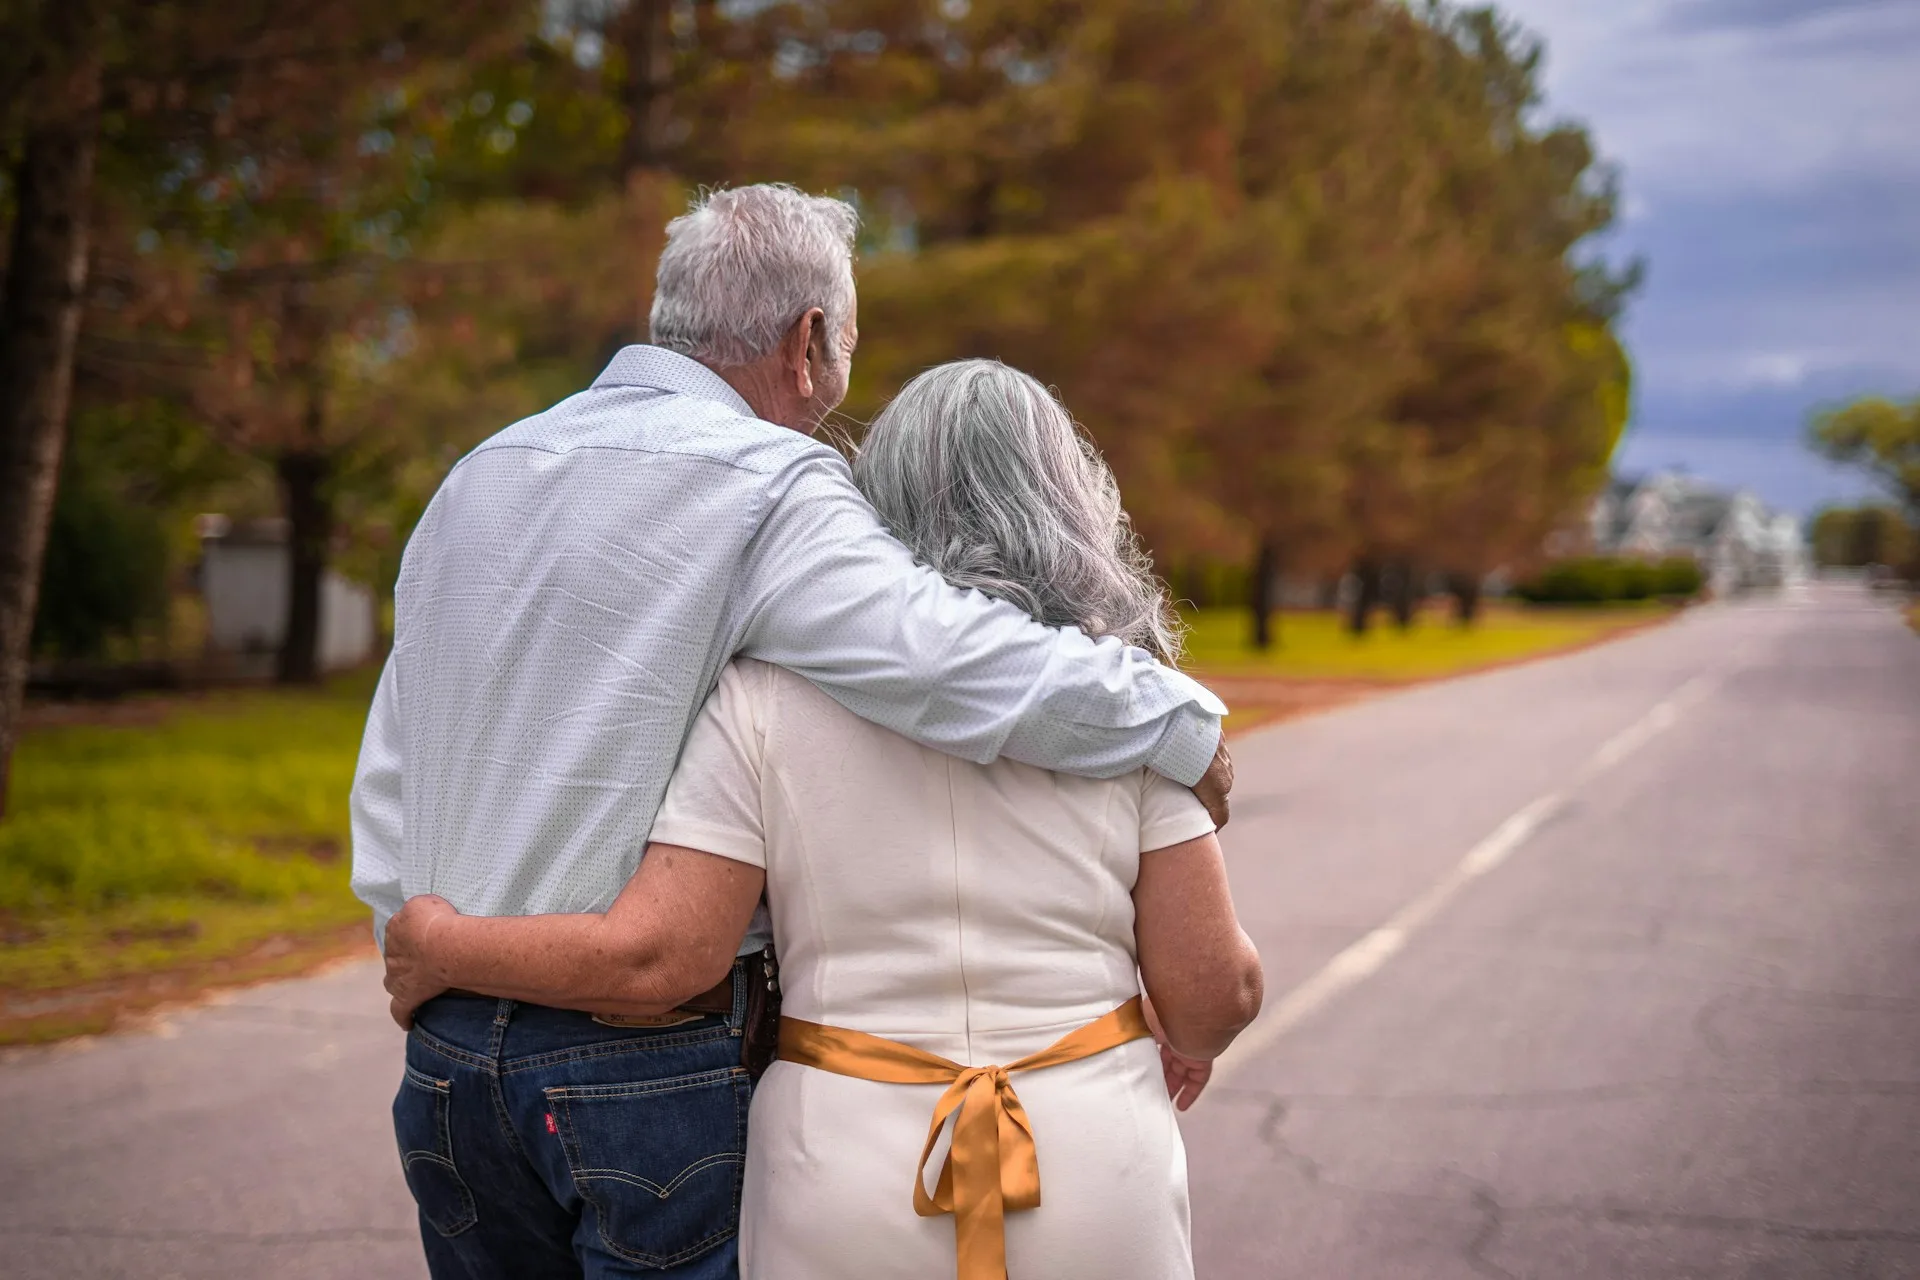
[649, 184, 859, 370]
[855, 359, 1183, 663]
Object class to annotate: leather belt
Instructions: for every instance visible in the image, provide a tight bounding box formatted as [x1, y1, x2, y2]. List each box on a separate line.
[442, 949, 774, 1042]
[675, 970, 737, 1015]
[438, 975, 729, 1012]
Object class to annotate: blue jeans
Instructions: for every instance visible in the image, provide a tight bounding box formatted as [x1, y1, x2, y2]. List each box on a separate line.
[394, 963, 752, 1279]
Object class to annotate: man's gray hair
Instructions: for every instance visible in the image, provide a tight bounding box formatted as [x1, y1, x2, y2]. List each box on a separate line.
[855, 359, 1184, 663]
[649, 184, 860, 370]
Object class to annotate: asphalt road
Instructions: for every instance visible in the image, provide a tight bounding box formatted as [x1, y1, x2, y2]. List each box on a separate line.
[1, 582, 1914, 1279]
[1186, 582, 1920, 1278]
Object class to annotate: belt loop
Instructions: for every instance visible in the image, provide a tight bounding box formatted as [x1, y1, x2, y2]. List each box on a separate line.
[729, 956, 750, 1032]
[488, 998, 514, 1060]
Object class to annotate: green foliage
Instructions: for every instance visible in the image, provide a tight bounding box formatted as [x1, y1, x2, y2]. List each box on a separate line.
[1513, 556, 1701, 605]
[30, 466, 169, 661]
[1809, 395, 1920, 518]
[1810, 505, 1917, 571]
[50, 0, 1639, 651]
[1652, 556, 1705, 598]
[30, 395, 250, 660]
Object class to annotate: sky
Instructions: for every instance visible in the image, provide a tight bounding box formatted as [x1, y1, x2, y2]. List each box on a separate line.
[1490, 0, 1920, 514]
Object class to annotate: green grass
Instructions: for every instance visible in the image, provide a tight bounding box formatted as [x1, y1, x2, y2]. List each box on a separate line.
[1179, 602, 1673, 682]
[0, 674, 377, 996]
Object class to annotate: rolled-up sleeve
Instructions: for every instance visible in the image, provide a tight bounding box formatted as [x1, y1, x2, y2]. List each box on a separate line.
[734, 454, 1227, 785]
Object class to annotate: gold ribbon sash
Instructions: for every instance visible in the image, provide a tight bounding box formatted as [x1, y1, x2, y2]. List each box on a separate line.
[776, 997, 1152, 1280]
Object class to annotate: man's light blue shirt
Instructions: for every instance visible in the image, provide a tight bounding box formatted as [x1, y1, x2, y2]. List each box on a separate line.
[350, 347, 1226, 948]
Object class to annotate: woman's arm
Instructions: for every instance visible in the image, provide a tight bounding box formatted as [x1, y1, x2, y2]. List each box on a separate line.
[383, 843, 765, 1028]
[1133, 831, 1264, 1065]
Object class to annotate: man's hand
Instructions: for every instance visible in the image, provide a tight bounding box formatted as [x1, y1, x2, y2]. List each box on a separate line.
[383, 894, 458, 1030]
[1190, 734, 1233, 830]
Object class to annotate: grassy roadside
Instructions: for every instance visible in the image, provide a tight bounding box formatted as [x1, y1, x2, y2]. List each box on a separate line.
[0, 601, 1676, 1045]
[1, 675, 377, 1044]
[1183, 601, 1677, 733]
[1182, 601, 1672, 680]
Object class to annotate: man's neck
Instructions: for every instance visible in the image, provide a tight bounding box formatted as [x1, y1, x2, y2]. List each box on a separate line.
[711, 358, 800, 432]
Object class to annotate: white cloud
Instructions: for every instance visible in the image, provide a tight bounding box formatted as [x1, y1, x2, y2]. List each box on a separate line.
[1493, 0, 1920, 452]
[1500, 0, 1920, 196]
[1735, 352, 1812, 387]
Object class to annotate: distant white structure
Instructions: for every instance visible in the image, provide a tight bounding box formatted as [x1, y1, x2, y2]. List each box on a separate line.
[1589, 473, 1808, 596]
[196, 517, 376, 671]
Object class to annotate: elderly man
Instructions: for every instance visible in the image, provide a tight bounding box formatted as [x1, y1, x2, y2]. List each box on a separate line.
[349, 184, 1230, 1279]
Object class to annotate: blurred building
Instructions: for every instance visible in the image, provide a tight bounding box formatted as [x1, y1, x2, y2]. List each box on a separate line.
[195, 516, 376, 672]
[1589, 473, 1808, 595]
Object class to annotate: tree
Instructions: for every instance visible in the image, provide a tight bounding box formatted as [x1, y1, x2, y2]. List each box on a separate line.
[0, 0, 499, 806]
[1810, 395, 1920, 520]
[1809, 505, 1916, 574]
[730, 0, 1635, 647]
[0, 0, 106, 813]
[80, 4, 502, 683]
[1224, 0, 1441, 641]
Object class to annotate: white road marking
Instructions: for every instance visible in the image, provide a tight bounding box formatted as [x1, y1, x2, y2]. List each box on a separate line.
[1212, 671, 1722, 1083]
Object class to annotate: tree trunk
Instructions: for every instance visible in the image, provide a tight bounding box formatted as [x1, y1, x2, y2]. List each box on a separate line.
[1250, 540, 1279, 650]
[0, 2, 104, 816]
[612, 1, 677, 345]
[1388, 557, 1418, 630]
[276, 452, 333, 685]
[615, 0, 675, 179]
[1346, 557, 1381, 636]
[1450, 572, 1482, 626]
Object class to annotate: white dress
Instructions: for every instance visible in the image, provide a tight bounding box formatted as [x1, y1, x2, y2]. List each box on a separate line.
[649, 659, 1217, 1280]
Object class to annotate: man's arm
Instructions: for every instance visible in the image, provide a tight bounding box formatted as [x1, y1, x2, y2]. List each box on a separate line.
[349, 657, 407, 947]
[383, 651, 778, 1027]
[735, 454, 1228, 787]
[381, 845, 765, 1026]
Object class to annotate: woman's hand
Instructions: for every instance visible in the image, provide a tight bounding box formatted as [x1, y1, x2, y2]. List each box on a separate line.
[1142, 993, 1215, 1111]
[1156, 1041, 1214, 1112]
[384, 894, 459, 1030]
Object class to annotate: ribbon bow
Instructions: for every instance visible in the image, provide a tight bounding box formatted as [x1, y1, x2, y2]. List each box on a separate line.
[777, 998, 1151, 1280]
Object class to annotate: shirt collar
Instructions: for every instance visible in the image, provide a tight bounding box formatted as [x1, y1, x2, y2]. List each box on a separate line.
[591, 345, 757, 419]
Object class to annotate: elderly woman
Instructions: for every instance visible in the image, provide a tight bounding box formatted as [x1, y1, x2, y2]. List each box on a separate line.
[385, 360, 1263, 1279]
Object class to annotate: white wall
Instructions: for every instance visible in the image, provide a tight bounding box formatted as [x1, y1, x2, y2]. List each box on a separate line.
[318, 572, 376, 670]
[202, 541, 376, 670]
[203, 544, 287, 655]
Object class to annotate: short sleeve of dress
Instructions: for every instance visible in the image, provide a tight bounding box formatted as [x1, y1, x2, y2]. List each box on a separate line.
[1138, 768, 1217, 853]
[648, 659, 769, 869]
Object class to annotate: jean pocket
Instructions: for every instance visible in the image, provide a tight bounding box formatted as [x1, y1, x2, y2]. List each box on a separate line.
[546, 1065, 750, 1269]
[393, 1063, 479, 1238]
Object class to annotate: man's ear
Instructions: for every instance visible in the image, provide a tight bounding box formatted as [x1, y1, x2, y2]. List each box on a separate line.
[782, 308, 825, 401]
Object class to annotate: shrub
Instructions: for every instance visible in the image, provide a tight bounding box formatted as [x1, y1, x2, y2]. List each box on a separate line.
[1652, 556, 1704, 598]
[30, 470, 170, 660]
[1514, 558, 1611, 604]
[1615, 559, 1658, 601]
[1513, 555, 1700, 605]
